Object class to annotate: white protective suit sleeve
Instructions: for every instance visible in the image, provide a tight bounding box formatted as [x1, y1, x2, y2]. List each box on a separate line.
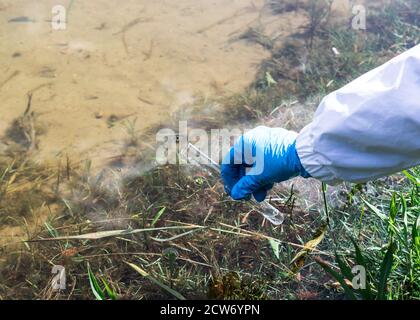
[296, 44, 420, 185]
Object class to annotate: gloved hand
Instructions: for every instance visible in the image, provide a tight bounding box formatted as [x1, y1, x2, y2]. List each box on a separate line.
[221, 126, 310, 202]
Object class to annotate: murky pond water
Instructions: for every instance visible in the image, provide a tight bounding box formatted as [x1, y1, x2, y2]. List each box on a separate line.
[0, 0, 311, 164]
[0, 0, 373, 166]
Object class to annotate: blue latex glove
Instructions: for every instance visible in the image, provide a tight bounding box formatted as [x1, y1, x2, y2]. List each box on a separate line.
[221, 126, 310, 202]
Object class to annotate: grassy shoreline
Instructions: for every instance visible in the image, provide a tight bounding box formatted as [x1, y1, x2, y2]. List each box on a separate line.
[0, 0, 419, 300]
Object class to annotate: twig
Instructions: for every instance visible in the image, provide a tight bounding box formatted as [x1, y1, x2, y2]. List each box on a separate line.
[196, 8, 253, 34]
[25, 225, 202, 242]
[150, 227, 206, 242]
[0, 70, 20, 92]
[27, 82, 52, 96]
[78, 252, 212, 268]
[142, 39, 154, 61]
[122, 32, 129, 54]
[215, 222, 332, 256]
[322, 182, 330, 226]
[24, 93, 32, 116]
[22, 93, 37, 153]
[113, 17, 151, 35]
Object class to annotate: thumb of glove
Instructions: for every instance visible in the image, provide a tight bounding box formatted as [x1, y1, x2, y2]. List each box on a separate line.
[252, 183, 274, 202]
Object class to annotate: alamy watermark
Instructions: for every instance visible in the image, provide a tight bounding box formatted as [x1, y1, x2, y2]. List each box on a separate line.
[352, 265, 366, 290]
[51, 5, 66, 30]
[352, 5, 367, 31]
[51, 265, 66, 291]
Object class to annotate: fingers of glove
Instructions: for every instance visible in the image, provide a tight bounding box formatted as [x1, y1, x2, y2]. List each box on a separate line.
[231, 174, 262, 201]
[221, 145, 250, 195]
[252, 183, 274, 202]
[222, 165, 248, 196]
[221, 147, 239, 195]
[221, 165, 238, 195]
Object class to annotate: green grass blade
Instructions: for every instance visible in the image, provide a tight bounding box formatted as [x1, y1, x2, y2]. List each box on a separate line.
[126, 262, 186, 300]
[44, 221, 59, 238]
[377, 243, 395, 300]
[151, 207, 166, 227]
[349, 238, 373, 299]
[350, 237, 367, 267]
[87, 264, 105, 300]
[389, 193, 397, 227]
[400, 194, 410, 250]
[412, 214, 420, 248]
[362, 199, 388, 221]
[315, 258, 357, 300]
[403, 170, 420, 186]
[101, 278, 117, 300]
[334, 252, 353, 281]
[269, 239, 280, 260]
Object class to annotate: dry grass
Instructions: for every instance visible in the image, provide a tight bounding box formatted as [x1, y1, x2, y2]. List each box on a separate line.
[0, 158, 334, 300]
[0, 0, 419, 300]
